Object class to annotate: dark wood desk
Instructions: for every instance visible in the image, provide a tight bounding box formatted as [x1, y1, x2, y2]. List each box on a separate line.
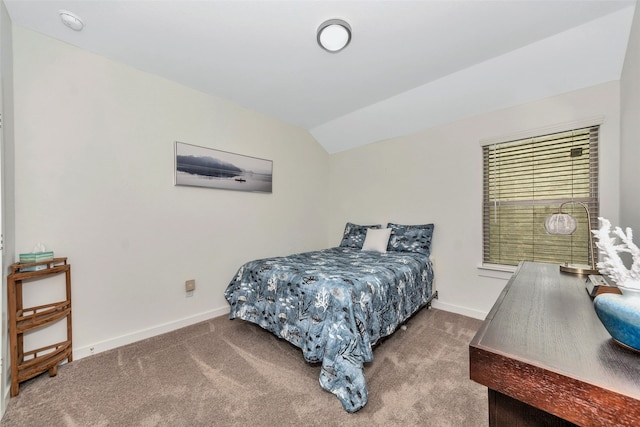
[470, 261, 640, 426]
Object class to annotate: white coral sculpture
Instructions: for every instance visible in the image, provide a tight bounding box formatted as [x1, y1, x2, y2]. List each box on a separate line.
[592, 217, 640, 289]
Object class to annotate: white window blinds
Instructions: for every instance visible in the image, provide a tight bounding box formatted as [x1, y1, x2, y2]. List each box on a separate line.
[482, 125, 599, 267]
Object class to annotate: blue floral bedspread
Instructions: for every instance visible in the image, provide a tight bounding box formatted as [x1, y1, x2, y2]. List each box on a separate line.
[224, 247, 434, 412]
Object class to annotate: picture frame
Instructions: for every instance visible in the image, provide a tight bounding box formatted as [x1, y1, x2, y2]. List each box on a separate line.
[174, 141, 273, 193]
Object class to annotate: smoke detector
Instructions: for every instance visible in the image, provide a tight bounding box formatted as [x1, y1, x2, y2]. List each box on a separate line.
[59, 10, 84, 31]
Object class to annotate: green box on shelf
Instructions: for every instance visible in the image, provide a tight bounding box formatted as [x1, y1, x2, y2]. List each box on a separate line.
[19, 251, 54, 271]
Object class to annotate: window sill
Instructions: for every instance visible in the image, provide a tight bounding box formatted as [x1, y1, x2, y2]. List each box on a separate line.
[477, 263, 516, 280]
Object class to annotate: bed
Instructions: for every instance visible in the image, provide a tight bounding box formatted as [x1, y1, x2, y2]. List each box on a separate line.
[224, 222, 436, 412]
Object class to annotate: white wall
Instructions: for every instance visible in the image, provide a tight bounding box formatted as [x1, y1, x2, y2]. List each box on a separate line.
[329, 81, 621, 319]
[621, 3, 640, 235]
[0, 0, 14, 413]
[13, 27, 330, 358]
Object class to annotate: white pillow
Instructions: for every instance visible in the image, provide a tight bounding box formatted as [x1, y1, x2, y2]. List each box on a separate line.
[361, 228, 392, 253]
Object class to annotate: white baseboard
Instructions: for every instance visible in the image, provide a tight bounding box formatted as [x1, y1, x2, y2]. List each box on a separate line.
[73, 306, 231, 360]
[431, 300, 487, 320]
[72, 300, 487, 361]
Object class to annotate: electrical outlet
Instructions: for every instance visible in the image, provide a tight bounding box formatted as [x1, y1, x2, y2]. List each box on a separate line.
[185, 279, 196, 292]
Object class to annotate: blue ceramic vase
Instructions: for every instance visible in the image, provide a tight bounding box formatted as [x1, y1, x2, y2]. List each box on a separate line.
[594, 286, 640, 352]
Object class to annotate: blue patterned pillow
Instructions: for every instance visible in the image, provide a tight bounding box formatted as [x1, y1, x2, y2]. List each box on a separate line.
[339, 222, 381, 249]
[386, 223, 434, 256]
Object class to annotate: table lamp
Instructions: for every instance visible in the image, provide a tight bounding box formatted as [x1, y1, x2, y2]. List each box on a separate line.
[544, 201, 599, 275]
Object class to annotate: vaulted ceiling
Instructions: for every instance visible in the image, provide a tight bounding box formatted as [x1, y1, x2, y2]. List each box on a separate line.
[4, 0, 637, 153]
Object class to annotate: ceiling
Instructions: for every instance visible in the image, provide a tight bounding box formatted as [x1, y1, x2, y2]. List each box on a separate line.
[4, 0, 637, 153]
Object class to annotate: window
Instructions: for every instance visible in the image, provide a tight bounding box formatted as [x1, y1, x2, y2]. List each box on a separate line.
[482, 125, 599, 267]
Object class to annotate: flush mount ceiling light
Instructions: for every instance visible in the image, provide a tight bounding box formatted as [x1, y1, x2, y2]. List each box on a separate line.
[317, 19, 351, 53]
[59, 10, 84, 31]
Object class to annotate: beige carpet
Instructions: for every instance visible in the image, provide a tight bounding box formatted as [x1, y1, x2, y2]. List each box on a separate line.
[1, 308, 487, 426]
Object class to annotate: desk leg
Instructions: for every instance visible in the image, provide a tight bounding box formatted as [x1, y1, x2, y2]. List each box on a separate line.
[488, 389, 578, 427]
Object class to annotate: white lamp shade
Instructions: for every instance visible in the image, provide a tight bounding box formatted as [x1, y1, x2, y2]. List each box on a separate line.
[545, 213, 578, 235]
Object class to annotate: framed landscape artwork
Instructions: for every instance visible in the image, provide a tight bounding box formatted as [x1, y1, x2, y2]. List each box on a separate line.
[174, 141, 273, 193]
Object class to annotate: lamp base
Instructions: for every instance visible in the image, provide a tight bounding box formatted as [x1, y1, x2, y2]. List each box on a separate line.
[560, 263, 599, 276]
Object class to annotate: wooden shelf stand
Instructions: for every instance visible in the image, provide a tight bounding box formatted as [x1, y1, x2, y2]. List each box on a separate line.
[8, 257, 72, 396]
